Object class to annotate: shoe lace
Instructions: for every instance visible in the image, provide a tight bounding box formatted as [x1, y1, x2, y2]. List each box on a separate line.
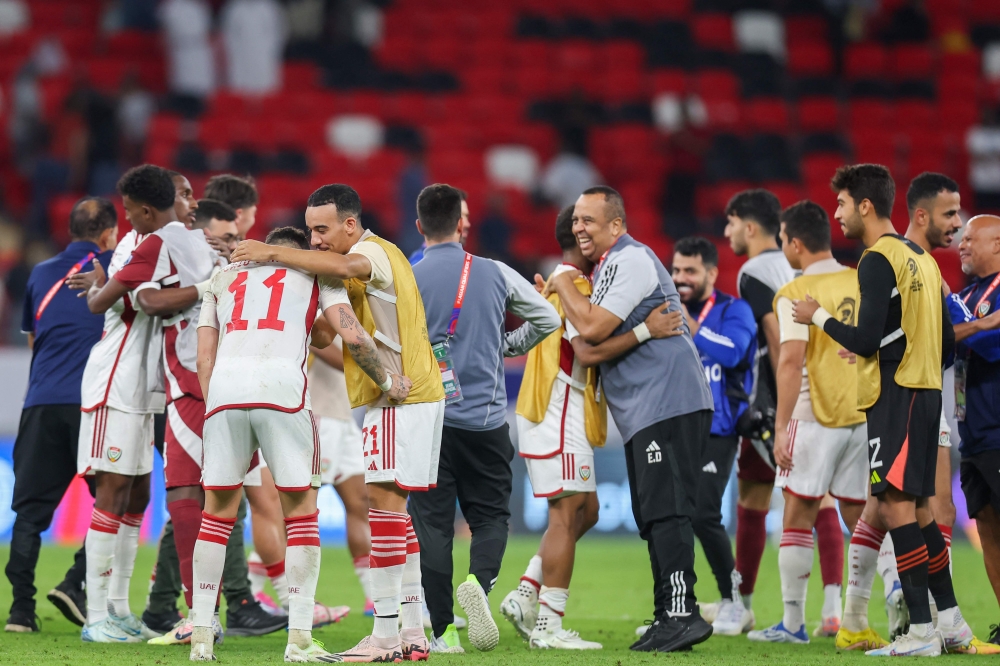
[312, 638, 326, 650]
[559, 629, 581, 640]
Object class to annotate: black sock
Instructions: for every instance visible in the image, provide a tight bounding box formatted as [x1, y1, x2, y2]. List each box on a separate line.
[921, 522, 958, 612]
[890, 523, 932, 625]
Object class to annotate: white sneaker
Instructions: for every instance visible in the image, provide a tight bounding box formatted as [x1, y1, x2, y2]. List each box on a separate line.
[712, 599, 752, 636]
[109, 612, 162, 640]
[456, 575, 499, 652]
[938, 608, 973, 652]
[530, 627, 602, 650]
[284, 640, 343, 662]
[747, 622, 809, 644]
[885, 583, 909, 641]
[190, 626, 216, 662]
[500, 584, 539, 641]
[699, 601, 721, 624]
[81, 617, 143, 643]
[865, 628, 942, 657]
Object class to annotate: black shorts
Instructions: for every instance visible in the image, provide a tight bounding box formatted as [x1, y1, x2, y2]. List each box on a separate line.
[960, 449, 1000, 519]
[866, 366, 941, 498]
[624, 409, 711, 527]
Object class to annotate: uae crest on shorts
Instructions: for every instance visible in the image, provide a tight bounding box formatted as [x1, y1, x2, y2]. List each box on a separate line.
[107, 447, 122, 463]
[579, 464, 591, 481]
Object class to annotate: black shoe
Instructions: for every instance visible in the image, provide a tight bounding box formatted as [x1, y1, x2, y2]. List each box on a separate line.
[634, 614, 714, 653]
[630, 617, 662, 651]
[5, 608, 39, 633]
[142, 607, 184, 634]
[988, 624, 1000, 646]
[667, 613, 713, 652]
[47, 579, 86, 627]
[225, 596, 288, 637]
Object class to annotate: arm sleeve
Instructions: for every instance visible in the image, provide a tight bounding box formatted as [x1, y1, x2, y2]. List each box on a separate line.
[695, 300, 756, 368]
[776, 296, 810, 344]
[497, 261, 562, 357]
[821, 252, 894, 357]
[197, 289, 219, 330]
[318, 276, 351, 310]
[948, 293, 975, 324]
[739, 274, 777, 323]
[590, 248, 658, 322]
[348, 241, 393, 291]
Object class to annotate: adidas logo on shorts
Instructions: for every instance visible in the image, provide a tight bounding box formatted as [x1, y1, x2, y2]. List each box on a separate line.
[368, 461, 378, 472]
[646, 441, 662, 464]
[702, 461, 718, 474]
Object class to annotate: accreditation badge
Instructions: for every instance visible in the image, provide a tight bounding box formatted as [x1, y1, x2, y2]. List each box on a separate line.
[432, 341, 463, 405]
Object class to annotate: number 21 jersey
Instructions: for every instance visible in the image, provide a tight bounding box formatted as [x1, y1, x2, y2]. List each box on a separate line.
[199, 261, 350, 417]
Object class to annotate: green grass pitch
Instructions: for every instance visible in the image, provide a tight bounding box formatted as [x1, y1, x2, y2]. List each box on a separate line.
[1, 537, 997, 664]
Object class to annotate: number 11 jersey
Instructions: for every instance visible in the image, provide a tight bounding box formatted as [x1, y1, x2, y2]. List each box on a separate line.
[199, 261, 350, 417]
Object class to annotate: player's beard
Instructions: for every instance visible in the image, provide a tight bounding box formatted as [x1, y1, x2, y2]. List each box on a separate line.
[925, 218, 952, 250]
[841, 207, 865, 240]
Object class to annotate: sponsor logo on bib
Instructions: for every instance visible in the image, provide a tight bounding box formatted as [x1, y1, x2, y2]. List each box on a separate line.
[579, 465, 591, 481]
[108, 447, 122, 463]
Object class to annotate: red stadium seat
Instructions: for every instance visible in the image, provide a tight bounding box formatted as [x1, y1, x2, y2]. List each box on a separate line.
[785, 16, 829, 45]
[850, 128, 899, 169]
[745, 98, 790, 134]
[787, 42, 835, 78]
[893, 100, 937, 133]
[843, 43, 888, 80]
[692, 69, 739, 100]
[602, 41, 646, 71]
[691, 13, 734, 52]
[802, 153, 846, 187]
[890, 45, 935, 80]
[970, 0, 1000, 22]
[283, 62, 321, 91]
[763, 182, 806, 208]
[650, 68, 687, 95]
[847, 99, 893, 131]
[797, 96, 841, 133]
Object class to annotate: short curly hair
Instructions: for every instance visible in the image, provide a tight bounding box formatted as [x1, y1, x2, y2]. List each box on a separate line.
[117, 164, 175, 211]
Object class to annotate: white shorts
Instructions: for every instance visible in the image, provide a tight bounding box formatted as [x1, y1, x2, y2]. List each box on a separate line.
[363, 400, 444, 491]
[203, 408, 321, 491]
[78, 406, 154, 476]
[516, 381, 589, 458]
[776, 419, 868, 503]
[517, 403, 596, 498]
[241, 452, 265, 487]
[938, 408, 951, 448]
[318, 416, 365, 485]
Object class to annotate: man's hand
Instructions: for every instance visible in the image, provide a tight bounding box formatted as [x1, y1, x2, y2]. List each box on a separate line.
[386, 373, 412, 404]
[67, 259, 106, 296]
[792, 295, 820, 325]
[645, 306, 685, 339]
[543, 268, 581, 297]
[204, 229, 231, 261]
[533, 273, 545, 294]
[231, 239, 274, 264]
[773, 427, 793, 471]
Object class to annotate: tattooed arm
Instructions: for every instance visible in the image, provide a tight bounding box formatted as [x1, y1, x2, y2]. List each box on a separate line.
[323, 303, 412, 403]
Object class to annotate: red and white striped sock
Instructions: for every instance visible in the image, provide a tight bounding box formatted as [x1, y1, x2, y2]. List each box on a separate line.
[779, 528, 814, 631]
[353, 554, 372, 602]
[369, 508, 407, 640]
[400, 516, 422, 631]
[844, 518, 886, 632]
[86, 508, 122, 624]
[266, 560, 289, 607]
[108, 512, 144, 618]
[191, 513, 235, 628]
[286, 511, 321, 632]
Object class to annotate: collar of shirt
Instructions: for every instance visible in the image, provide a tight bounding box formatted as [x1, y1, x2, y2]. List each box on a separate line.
[974, 271, 1000, 287]
[802, 257, 845, 275]
[422, 242, 464, 256]
[65, 240, 102, 255]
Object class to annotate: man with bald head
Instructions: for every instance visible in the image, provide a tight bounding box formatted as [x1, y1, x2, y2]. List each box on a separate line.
[955, 214, 1000, 621]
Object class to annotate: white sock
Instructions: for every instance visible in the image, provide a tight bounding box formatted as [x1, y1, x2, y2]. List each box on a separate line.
[191, 513, 234, 628]
[370, 509, 407, 641]
[778, 529, 813, 631]
[107, 512, 144, 618]
[400, 517, 423, 632]
[354, 554, 372, 602]
[910, 622, 936, 640]
[936, 605, 963, 631]
[822, 584, 843, 621]
[523, 555, 543, 588]
[536, 586, 567, 634]
[285, 512, 322, 633]
[86, 509, 122, 625]
[878, 534, 900, 599]
[248, 551, 268, 597]
[844, 519, 884, 632]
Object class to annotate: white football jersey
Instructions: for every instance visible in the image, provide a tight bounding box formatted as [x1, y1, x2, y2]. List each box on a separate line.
[80, 230, 166, 414]
[200, 261, 349, 416]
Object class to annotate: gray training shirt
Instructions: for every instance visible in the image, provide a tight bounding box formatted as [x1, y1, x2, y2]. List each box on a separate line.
[413, 242, 560, 431]
[585, 234, 713, 443]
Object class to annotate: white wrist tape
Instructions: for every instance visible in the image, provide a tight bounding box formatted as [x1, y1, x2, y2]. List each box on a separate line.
[378, 374, 393, 392]
[633, 322, 652, 343]
[812, 307, 833, 329]
[195, 278, 212, 299]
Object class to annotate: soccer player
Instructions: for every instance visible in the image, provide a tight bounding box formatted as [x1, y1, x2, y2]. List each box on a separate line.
[190, 226, 411, 662]
[169, 170, 199, 227]
[69, 166, 184, 643]
[192, 198, 240, 260]
[720, 190, 794, 630]
[204, 173, 258, 239]
[749, 201, 868, 645]
[546, 187, 715, 653]
[792, 164, 965, 656]
[671, 236, 756, 636]
[501, 205, 605, 650]
[232, 184, 446, 662]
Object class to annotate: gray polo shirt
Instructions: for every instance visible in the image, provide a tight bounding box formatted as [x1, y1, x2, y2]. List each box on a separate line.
[584, 234, 713, 443]
[413, 242, 560, 431]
